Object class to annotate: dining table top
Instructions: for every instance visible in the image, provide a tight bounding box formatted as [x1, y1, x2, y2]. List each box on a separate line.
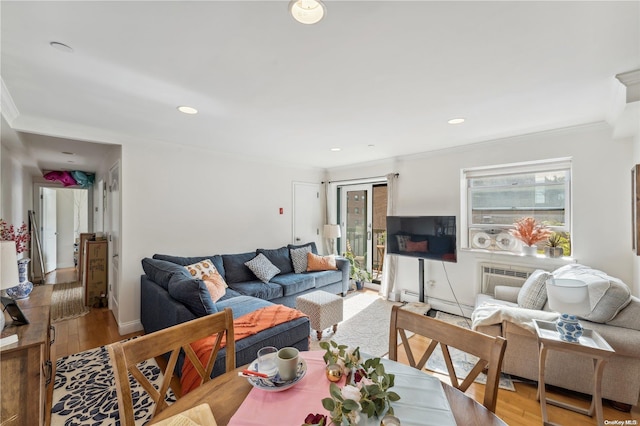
[150, 351, 507, 426]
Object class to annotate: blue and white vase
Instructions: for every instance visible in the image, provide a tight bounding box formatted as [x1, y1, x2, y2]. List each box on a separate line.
[555, 314, 583, 343]
[5, 258, 33, 299]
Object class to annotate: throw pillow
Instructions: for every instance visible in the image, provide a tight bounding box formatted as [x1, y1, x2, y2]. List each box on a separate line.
[257, 247, 293, 274]
[405, 240, 428, 252]
[185, 259, 228, 288]
[141, 258, 192, 290]
[396, 235, 411, 251]
[244, 253, 281, 283]
[517, 269, 553, 310]
[306, 252, 338, 271]
[167, 274, 218, 317]
[290, 245, 312, 273]
[203, 279, 226, 302]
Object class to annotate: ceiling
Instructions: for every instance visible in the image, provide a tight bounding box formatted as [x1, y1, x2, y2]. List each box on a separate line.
[1, 1, 639, 173]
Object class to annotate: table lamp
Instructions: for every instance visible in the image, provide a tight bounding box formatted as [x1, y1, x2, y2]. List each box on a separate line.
[546, 278, 591, 342]
[324, 224, 341, 255]
[1, 241, 21, 330]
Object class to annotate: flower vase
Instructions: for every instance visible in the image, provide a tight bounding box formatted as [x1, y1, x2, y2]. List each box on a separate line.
[5, 258, 33, 299]
[522, 245, 537, 256]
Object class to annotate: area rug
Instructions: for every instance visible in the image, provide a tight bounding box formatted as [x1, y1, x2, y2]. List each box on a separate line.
[425, 311, 515, 391]
[51, 343, 176, 426]
[310, 291, 401, 357]
[50, 281, 90, 323]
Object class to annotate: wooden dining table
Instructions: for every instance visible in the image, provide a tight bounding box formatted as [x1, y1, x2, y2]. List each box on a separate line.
[151, 352, 507, 426]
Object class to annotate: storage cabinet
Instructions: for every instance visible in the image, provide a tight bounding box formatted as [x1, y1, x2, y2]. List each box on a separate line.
[0, 285, 54, 426]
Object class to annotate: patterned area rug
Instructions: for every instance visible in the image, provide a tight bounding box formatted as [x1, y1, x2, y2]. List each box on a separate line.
[425, 311, 515, 391]
[51, 343, 176, 426]
[51, 282, 90, 323]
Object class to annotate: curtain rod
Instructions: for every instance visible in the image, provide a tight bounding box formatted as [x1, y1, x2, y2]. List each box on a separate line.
[322, 173, 398, 184]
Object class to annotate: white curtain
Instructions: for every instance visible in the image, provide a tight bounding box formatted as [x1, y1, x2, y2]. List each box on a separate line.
[380, 173, 398, 299]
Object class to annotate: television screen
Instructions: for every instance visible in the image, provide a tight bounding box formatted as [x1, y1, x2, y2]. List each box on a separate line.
[386, 216, 457, 262]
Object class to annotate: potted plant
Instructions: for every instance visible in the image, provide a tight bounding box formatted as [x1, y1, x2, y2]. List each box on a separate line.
[509, 217, 551, 256]
[545, 232, 567, 258]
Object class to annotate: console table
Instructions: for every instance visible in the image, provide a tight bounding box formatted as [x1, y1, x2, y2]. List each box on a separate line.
[0, 285, 54, 426]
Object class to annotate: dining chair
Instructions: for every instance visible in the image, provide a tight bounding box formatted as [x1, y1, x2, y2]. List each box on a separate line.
[107, 307, 235, 426]
[389, 305, 507, 413]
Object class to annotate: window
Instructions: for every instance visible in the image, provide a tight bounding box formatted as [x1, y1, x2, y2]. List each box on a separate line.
[461, 158, 572, 254]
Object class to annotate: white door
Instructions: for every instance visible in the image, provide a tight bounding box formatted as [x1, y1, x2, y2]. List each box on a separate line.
[339, 184, 373, 273]
[292, 182, 321, 249]
[108, 162, 120, 313]
[94, 179, 104, 232]
[41, 187, 57, 274]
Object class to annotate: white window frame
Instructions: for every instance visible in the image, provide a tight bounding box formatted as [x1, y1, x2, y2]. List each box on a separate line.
[460, 157, 572, 252]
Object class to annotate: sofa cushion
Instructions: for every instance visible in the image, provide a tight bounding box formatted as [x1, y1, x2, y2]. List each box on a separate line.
[553, 264, 632, 323]
[153, 254, 225, 279]
[141, 258, 192, 290]
[290, 245, 312, 273]
[287, 242, 318, 255]
[607, 296, 640, 331]
[228, 280, 284, 300]
[310, 270, 343, 288]
[244, 253, 281, 283]
[185, 259, 228, 288]
[257, 247, 293, 274]
[270, 273, 315, 296]
[222, 252, 258, 284]
[518, 269, 552, 310]
[306, 253, 338, 271]
[167, 274, 218, 317]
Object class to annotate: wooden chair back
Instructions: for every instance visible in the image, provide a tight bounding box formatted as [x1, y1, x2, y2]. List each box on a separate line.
[107, 307, 235, 426]
[389, 305, 507, 412]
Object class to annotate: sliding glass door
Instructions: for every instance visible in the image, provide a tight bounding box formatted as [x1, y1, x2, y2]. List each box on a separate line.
[340, 184, 373, 275]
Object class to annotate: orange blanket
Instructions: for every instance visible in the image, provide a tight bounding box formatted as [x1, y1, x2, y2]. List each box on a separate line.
[180, 305, 307, 395]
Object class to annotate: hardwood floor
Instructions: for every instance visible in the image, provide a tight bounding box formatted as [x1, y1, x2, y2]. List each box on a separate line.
[45, 276, 639, 425]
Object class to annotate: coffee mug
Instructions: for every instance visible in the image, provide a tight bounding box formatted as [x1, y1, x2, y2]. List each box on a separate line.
[277, 347, 299, 381]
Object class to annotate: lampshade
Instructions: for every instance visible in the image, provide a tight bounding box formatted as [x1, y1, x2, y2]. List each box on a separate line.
[323, 224, 341, 239]
[289, 0, 325, 25]
[1, 241, 20, 291]
[546, 278, 591, 316]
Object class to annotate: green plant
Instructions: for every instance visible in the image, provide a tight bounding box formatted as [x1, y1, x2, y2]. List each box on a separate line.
[546, 232, 563, 247]
[547, 231, 571, 255]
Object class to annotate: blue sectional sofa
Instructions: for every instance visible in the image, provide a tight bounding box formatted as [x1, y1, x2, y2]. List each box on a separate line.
[140, 242, 350, 378]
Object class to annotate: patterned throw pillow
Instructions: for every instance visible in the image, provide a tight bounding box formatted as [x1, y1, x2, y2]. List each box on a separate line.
[396, 235, 411, 251]
[184, 259, 228, 288]
[185, 259, 228, 303]
[517, 269, 553, 310]
[244, 253, 281, 283]
[306, 252, 338, 271]
[290, 245, 312, 274]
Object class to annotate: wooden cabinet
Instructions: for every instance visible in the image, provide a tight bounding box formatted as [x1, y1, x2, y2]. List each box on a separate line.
[0, 285, 53, 426]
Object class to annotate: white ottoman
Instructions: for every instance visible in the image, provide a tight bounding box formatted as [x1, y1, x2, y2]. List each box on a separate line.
[296, 291, 344, 340]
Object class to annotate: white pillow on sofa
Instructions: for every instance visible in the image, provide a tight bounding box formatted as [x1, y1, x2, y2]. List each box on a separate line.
[553, 264, 631, 323]
[517, 269, 553, 310]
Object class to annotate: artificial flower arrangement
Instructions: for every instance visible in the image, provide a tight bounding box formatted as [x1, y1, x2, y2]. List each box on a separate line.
[509, 216, 551, 247]
[303, 341, 401, 426]
[0, 219, 30, 253]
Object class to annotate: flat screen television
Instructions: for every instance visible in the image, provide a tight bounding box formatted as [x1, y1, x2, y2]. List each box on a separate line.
[386, 216, 457, 262]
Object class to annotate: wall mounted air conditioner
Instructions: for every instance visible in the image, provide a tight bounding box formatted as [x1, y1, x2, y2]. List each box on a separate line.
[480, 263, 535, 295]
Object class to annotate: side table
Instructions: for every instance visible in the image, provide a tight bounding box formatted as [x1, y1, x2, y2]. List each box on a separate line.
[533, 319, 615, 426]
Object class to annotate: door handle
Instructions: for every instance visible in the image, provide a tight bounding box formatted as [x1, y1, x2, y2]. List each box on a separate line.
[295, 238, 301, 241]
[367, 231, 371, 240]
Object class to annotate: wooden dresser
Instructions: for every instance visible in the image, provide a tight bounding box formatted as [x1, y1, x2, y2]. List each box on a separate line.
[0, 285, 54, 426]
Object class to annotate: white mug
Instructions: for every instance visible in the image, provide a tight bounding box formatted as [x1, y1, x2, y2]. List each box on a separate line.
[277, 347, 299, 381]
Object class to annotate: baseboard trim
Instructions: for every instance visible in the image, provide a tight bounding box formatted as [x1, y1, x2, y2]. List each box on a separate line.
[118, 319, 143, 335]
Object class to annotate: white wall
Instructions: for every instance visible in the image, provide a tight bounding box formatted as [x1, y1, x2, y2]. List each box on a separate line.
[115, 140, 323, 333]
[633, 132, 640, 297]
[0, 144, 33, 258]
[328, 123, 636, 313]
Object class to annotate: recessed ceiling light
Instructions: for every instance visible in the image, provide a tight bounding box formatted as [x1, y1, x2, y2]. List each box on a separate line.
[330, 148, 341, 152]
[368, 144, 375, 147]
[447, 118, 465, 125]
[50, 41, 74, 53]
[290, 0, 325, 25]
[177, 106, 198, 115]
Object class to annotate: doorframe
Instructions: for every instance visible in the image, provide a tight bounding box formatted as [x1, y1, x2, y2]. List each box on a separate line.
[339, 183, 374, 273]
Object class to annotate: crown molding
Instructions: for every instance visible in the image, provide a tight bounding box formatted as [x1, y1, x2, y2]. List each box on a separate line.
[0, 77, 20, 125]
[616, 69, 640, 103]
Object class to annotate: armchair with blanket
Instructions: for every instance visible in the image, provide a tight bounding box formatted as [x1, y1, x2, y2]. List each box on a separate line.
[472, 264, 640, 409]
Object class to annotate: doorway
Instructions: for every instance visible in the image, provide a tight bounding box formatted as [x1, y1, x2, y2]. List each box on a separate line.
[39, 186, 90, 277]
[338, 183, 387, 286]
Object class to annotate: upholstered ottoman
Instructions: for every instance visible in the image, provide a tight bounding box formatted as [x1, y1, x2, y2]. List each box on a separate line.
[296, 291, 343, 340]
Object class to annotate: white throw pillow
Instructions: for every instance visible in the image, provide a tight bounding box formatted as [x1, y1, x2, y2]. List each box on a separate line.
[244, 253, 281, 283]
[290, 245, 311, 274]
[517, 269, 553, 310]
